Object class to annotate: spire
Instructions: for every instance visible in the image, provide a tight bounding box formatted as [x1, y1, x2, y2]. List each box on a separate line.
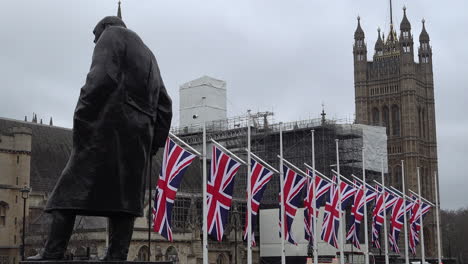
[419, 19, 430, 42]
[354, 16, 365, 40]
[117, 1, 122, 19]
[400, 6, 411, 31]
[389, 0, 394, 26]
[375, 27, 384, 51]
[49, 117, 53, 126]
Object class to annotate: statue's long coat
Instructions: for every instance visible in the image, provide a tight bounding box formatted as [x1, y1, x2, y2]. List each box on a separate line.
[45, 26, 172, 217]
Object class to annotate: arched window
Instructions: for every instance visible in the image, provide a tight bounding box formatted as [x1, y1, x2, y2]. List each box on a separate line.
[165, 246, 179, 264]
[137, 246, 150, 261]
[372, 107, 380, 125]
[391, 105, 400, 136]
[0, 201, 8, 226]
[393, 165, 402, 189]
[216, 254, 227, 264]
[382, 106, 390, 135]
[422, 109, 426, 138]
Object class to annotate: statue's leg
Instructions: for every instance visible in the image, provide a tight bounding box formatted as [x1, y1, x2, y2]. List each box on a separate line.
[27, 210, 76, 260]
[102, 215, 135, 261]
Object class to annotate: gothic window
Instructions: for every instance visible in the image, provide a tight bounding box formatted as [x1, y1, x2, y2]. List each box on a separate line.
[216, 254, 227, 264]
[372, 107, 380, 125]
[403, 31, 409, 39]
[393, 165, 402, 189]
[422, 109, 426, 138]
[357, 40, 363, 48]
[422, 43, 428, 50]
[171, 198, 191, 230]
[0, 202, 8, 226]
[165, 246, 179, 264]
[391, 105, 401, 136]
[137, 246, 150, 261]
[382, 106, 390, 135]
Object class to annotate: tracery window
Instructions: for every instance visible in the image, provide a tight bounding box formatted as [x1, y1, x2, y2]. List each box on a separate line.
[0, 202, 8, 226]
[382, 106, 390, 135]
[137, 246, 149, 261]
[391, 105, 400, 136]
[372, 107, 380, 125]
[165, 246, 179, 264]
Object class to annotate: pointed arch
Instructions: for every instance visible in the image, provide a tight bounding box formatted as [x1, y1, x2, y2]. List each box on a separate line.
[391, 104, 401, 136]
[372, 107, 380, 125]
[137, 245, 150, 261]
[382, 105, 390, 135]
[165, 246, 179, 264]
[216, 253, 227, 264]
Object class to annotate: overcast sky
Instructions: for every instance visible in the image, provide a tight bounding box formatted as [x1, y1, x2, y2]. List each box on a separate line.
[0, 0, 466, 209]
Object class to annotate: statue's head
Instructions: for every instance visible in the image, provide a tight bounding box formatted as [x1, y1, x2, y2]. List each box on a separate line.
[93, 16, 127, 44]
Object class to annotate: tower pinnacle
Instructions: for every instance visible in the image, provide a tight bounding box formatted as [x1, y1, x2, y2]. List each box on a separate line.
[117, 1, 122, 19]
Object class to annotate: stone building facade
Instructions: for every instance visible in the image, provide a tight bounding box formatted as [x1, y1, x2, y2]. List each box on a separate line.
[0, 126, 31, 264]
[353, 7, 439, 255]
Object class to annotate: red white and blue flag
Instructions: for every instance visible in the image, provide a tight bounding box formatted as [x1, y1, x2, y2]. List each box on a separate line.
[279, 164, 307, 245]
[153, 137, 197, 241]
[321, 176, 356, 248]
[207, 145, 242, 241]
[346, 182, 377, 249]
[409, 196, 431, 255]
[388, 197, 406, 253]
[243, 158, 274, 246]
[371, 186, 396, 248]
[304, 170, 331, 243]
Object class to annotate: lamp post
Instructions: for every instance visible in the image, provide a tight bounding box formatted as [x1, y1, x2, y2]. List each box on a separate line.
[20, 185, 31, 261]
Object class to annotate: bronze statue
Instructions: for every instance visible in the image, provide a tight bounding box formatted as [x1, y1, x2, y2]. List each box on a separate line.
[28, 16, 172, 261]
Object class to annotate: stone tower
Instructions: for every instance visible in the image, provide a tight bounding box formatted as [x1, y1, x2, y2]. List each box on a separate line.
[0, 127, 32, 262]
[353, 7, 438, 255]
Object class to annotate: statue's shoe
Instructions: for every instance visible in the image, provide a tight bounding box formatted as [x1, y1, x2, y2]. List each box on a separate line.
[26, 252, 64, 261]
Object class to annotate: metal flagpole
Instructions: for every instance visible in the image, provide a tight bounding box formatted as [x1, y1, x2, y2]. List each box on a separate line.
[203, 122, 208, 264]
[312, 130, 318, 264]
[247, 112, 252, 264]
[279, 123, 286, 264]
[381, 158, 389, 264]
[402, 160, 410, 264]
[417, 168, 426, 264]
[336, 139, 344, 264]
[148, 156, 152, 260]
[434, 171, 442, 264]
[362, 148, 369, 264]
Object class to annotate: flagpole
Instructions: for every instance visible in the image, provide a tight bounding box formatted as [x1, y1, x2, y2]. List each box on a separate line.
[362, 148, 369, 264]
[417, 168, 426, 264]
[202, 122, 208, 264]
[279, 123, 286, 264]
[434, 171, 442, 264]
[247, 111, 252, 264]
[401, 160, 410, 264]
[336, 139, 344, 264]
[312, 130, 318, 264]
[381, 158, 389, 264]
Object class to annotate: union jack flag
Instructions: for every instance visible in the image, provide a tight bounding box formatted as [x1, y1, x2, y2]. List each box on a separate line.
[371, 186, 396, 248]
[388, 197, 406, 253]
[321, 176, 356, 248]
[207, 145, 241, 241]
[153, 138, 197, 241]
[346, 182, 377, 249]
[243, 158, 274, 246]
[409, 196, 431, 255]
[304, 170, 331, 243]
[279, 164, 307, 245]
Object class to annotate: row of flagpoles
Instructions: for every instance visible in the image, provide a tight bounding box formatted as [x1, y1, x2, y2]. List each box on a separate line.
[151, 121, 442, 264]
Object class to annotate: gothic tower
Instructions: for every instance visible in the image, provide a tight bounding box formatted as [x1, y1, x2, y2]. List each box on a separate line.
[353, 7, 439, 256]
